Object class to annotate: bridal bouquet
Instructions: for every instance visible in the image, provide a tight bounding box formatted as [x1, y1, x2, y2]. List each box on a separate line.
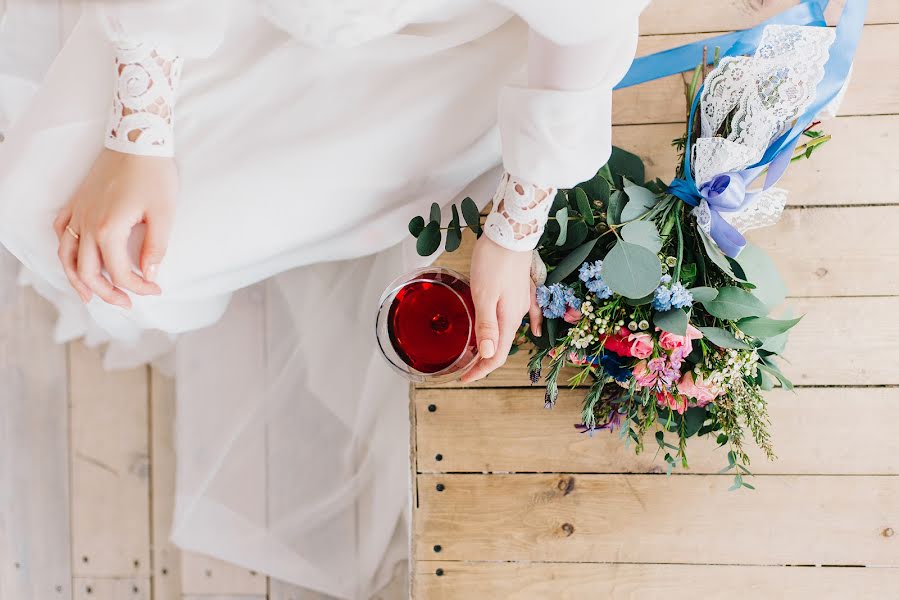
[409, 5, 863, 488]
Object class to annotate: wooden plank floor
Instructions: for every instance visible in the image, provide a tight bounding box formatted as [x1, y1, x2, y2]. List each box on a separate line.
[412, 2, 899, 598]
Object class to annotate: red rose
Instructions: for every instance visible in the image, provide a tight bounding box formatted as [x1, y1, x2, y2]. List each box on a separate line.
[600, 326, 634, 357]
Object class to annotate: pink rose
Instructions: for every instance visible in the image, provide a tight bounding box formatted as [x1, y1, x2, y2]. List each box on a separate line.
[656, 390, 688, 415]
[628, 332, 654, 359]
[658, 324, 704, 354]
[567, 351, 588, 366]
[677, 371, 720, 406]
[563, 306, 583, 324]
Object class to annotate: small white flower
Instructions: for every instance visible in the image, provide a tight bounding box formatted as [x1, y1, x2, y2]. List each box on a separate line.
[639, 320, 649, 331]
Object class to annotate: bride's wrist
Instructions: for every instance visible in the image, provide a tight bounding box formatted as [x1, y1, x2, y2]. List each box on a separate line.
[483, 172, 556, 252]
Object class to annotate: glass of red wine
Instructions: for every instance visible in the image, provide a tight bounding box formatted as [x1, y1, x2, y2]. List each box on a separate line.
[375, 267, 478, 383]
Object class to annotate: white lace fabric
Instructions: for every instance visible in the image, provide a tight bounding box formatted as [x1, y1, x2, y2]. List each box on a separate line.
[692, 24, 838, 236]
[105, 41, 183, 157]
[484, 172, 557, 251]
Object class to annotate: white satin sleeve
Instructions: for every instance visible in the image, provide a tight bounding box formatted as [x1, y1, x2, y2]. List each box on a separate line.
[484, 0, 648, 251]
[95, 0, 231, 156]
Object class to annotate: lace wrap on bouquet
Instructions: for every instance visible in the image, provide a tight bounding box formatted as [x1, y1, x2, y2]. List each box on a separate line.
[691, 24, 839, 237]
[105, 41, 183, 157]
[484, 172, 557, 252]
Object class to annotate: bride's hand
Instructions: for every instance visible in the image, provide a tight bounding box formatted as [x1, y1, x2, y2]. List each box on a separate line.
[460, 236, 543, 383]
[53, 149, 177, 307]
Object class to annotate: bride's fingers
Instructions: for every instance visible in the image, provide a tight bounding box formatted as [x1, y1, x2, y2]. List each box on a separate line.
[57, 230, 92, 303]
[528, 280, 543, 337]
[77, 235, 132, 309]
[97, 229, 161, 296]
[52, 206, 72, 241]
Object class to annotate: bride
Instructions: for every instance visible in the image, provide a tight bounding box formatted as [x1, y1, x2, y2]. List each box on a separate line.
[0, 0, 646, 597]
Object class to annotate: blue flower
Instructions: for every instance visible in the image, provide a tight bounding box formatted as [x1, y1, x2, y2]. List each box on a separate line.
[586, 277, 612, 299]
[578, 260, 604, 282]
[669, 282, 694, 309]
[598, 351, 631, 382]
[652, 285, 673, 311]
[535, 285, 551, 308]
[542, 283, 568, 318]
[563, 287, 582, 310]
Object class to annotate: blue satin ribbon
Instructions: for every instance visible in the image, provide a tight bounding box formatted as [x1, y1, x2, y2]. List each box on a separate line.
[613, 0, 867, 257]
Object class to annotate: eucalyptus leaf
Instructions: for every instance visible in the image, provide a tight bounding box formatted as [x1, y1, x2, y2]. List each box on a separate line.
[699, 229, 747, 282]
[736, 315, 803, 339]
[758, 361, 794, 390]
[688, 286, 719, 304]
[680, 263, 698, 287]
[416, 220, 441, 256]
[555, 206, 569, 246]
[621, 221, 662, 253]
[653, 308, 688, 336]
[734, 243, 787, 309]
[445, 205, 462, 252]
[624, 292, 655, 306]
[621, 185, 659, 222]
[760, 330, 789, 354]
[545, 238, 599, 285]
[429, 202, 441, 225]
[602, 241, 663, 299]
[608, 146, 645, 186]
[607, 191, 625, 225]
[574, 187, 594, 225]
[703, 287, 768, 320]
[560, 220, 588, 249]
[460, 196, 482, 236]
[697, 326, 751, 350]
[683, 407, 707, 438]
[408, 215, 425, 237]
[594, 176, 611, 203]
[547, 317, 559, 346]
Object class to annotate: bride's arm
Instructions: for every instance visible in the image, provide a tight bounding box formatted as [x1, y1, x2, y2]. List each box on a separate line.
[462, 5, 646, 382]
[54, 1, 226, 307]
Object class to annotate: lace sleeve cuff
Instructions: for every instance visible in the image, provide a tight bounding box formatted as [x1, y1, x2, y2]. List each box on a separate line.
[105, 41, 183, 157]
[483, 172, 557, 252]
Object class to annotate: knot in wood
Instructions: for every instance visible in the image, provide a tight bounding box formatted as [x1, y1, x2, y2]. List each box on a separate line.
[560, 522, 575, 537]
[557, 476, 576, 496]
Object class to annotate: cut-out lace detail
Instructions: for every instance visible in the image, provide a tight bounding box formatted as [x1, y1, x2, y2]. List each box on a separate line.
[105, 41, 183, 157]
[484, 172, 557, 252]
[692, 24, 837, 236]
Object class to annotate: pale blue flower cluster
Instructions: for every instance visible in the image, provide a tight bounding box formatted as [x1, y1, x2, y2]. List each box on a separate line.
[652, 274, 694, 311]
[535, 283, 580, 319]
[578, 260, 612, 299]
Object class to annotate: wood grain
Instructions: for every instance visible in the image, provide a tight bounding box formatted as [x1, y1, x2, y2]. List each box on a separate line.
[415, 387, 899, 475]
[0, 267, 72, 599]
[415, 562, 899, 600]
[414, 474, 899, 564]
[69, 342, 152, 579]
[72, 577, 150, 600]
[640, 0, 899, 35]
[613, 25, 899, 125]
[612, 115, 899, 207]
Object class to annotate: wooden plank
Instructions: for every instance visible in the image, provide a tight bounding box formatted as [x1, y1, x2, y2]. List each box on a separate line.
[72, 577, 149, 599]
[612, 115, 899, 207]
[182, 596, 266, 600]
[415, 562, 899, 599]
[0, 259, 72, 599]
[69, 341, 151, 579]
[148, 369, 181, 600]
[269, 579, 335, 599]
[414, 474, 899, 564]
[415, 387, 899, 475]
[613, 24, 899, 125]
[180, 553, 267, 596]
[438, 204, 899, 298]
[423, 295, 899, 389]
[640, 0, 899, 35]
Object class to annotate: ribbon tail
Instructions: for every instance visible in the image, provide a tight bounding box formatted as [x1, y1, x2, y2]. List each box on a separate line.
[709, 209, 747, 258]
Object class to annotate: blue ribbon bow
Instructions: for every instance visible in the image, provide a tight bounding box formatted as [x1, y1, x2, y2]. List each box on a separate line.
[615, 0, 867, 257]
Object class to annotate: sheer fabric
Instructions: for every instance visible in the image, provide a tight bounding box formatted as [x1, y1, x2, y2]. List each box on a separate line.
[0, 1, 646, 597]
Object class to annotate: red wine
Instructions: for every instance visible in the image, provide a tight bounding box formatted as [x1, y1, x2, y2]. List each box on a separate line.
[387, 272, 476, 374]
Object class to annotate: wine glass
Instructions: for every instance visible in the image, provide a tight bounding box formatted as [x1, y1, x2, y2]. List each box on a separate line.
[375, 267, 478, 383]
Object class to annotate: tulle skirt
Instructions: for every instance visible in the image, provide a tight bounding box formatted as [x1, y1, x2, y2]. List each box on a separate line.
[0, 3, 525, 597]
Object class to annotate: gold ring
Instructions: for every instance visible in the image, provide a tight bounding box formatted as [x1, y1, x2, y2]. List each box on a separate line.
[65, 225, 80, 241]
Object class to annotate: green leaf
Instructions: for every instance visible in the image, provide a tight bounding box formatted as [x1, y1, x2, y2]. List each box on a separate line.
[621, 185, 658, 222]
[688, 286, 719, 304]
[547, 317, 559, 346]
[545, 238, 599, 285]
[760, 330, 789, 354]
[574, 187, 594, 225]
[734, 244, 787, 309]
[460, 197, 482, 236]
[683, 407, 707, 437]
[429, 202, 441, 225]
[445, 205, 462, 252]
[602, 241, 663, 299]
[554, 206, 569, 246]
[758, 362, 793, 391]
[680, 263, 698, 287]
[594, 176, 611, 203]
[623, 292, 655, 306]
[653, 308, 688, 336]
[736, 315, 803, 339]
[699, 229, 747, 282]
[560, 220, 588, 250]
[596, 163, 613, 185]
[408, 215, 425, 237]
[621, 221, 662, 253]
[697, 326, 751, 350]
[703, 287, 768, 320]
[608, 146, 645, 186]
[416, 220, 441, 256]
[607, 190, 625, 225]
[716, 433, 728, 447]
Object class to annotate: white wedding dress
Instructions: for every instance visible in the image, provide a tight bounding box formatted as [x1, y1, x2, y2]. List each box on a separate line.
[0, 1, 646, 597]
